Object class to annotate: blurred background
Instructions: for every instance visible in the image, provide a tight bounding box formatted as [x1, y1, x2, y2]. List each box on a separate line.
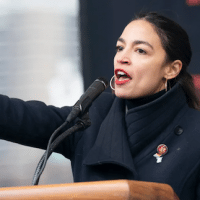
[0, 0, 199, 187]
[0, 0, 80, 186]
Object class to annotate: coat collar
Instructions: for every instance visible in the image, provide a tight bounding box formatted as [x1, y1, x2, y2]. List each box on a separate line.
[83, 84, 187, 178]
[126, 84, 186, 156]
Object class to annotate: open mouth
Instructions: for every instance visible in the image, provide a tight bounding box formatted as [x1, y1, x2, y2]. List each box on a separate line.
[115, 69, 132, 85]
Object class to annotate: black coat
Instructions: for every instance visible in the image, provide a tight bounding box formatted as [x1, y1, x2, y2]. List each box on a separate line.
[0, 83, 200, 200]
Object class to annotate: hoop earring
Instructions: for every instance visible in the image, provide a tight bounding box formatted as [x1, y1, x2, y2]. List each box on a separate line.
[110, 75, 115, 90]
[165, 80, 168, 92]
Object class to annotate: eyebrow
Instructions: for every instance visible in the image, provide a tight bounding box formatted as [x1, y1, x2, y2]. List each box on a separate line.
[117, 38, 154, 50]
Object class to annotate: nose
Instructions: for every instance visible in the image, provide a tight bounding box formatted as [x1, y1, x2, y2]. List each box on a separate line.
[117, 57, 131, 65]
[116, 49, 131, 65]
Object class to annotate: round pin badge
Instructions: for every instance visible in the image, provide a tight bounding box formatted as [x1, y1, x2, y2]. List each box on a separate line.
[157, 144, 168, 156]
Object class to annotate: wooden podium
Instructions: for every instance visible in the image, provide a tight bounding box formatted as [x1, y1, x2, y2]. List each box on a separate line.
[0, 180, 179, 200]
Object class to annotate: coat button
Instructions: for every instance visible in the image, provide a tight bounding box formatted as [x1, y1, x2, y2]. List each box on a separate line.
[174, 126, 183, 135]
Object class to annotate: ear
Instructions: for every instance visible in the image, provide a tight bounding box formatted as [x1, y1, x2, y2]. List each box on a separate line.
[164, 60, 182, 80]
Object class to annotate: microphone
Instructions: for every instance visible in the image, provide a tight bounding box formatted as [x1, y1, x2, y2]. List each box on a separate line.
[66, 77, 108, 123]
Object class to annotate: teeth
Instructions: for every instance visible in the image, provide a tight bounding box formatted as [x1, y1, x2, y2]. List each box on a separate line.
[117, 71, 126, 75]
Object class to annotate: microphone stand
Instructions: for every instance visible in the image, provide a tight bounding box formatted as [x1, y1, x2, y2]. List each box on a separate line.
[32, 112, 91, 185]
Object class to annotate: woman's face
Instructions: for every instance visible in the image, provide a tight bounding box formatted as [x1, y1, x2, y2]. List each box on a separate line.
[114, 19, 170, 99]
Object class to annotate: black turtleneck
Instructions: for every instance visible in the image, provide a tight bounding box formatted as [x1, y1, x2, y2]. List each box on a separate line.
[126, 89, 166, 110]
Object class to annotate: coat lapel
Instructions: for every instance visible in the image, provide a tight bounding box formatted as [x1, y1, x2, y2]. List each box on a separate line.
[83, 97, 138, 178]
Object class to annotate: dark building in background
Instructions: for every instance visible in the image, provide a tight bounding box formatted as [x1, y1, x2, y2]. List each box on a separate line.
[79, 0, 200, 90]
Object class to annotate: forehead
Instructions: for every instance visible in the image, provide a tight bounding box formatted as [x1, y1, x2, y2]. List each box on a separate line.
[120, 20, 162, 47]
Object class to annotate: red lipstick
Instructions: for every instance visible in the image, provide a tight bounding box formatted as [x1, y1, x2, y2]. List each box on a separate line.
[114, 69, 131, 85]
[115, 79, 130, 85]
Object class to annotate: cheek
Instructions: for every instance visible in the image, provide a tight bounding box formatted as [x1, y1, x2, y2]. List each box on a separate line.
[133, 67, 150, 81]
[134, 61, 163, 80]
[132, 65, 163, 90]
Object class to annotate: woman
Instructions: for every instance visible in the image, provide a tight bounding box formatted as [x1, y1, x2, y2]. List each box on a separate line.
[0, 12, 199, 199]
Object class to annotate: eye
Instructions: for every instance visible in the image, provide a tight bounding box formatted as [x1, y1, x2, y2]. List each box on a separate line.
[115, 45, 123, 52]
[136, 48, 147, 54]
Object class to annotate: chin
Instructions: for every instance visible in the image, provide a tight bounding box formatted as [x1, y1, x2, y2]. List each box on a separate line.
[115, 91, 133, 99]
